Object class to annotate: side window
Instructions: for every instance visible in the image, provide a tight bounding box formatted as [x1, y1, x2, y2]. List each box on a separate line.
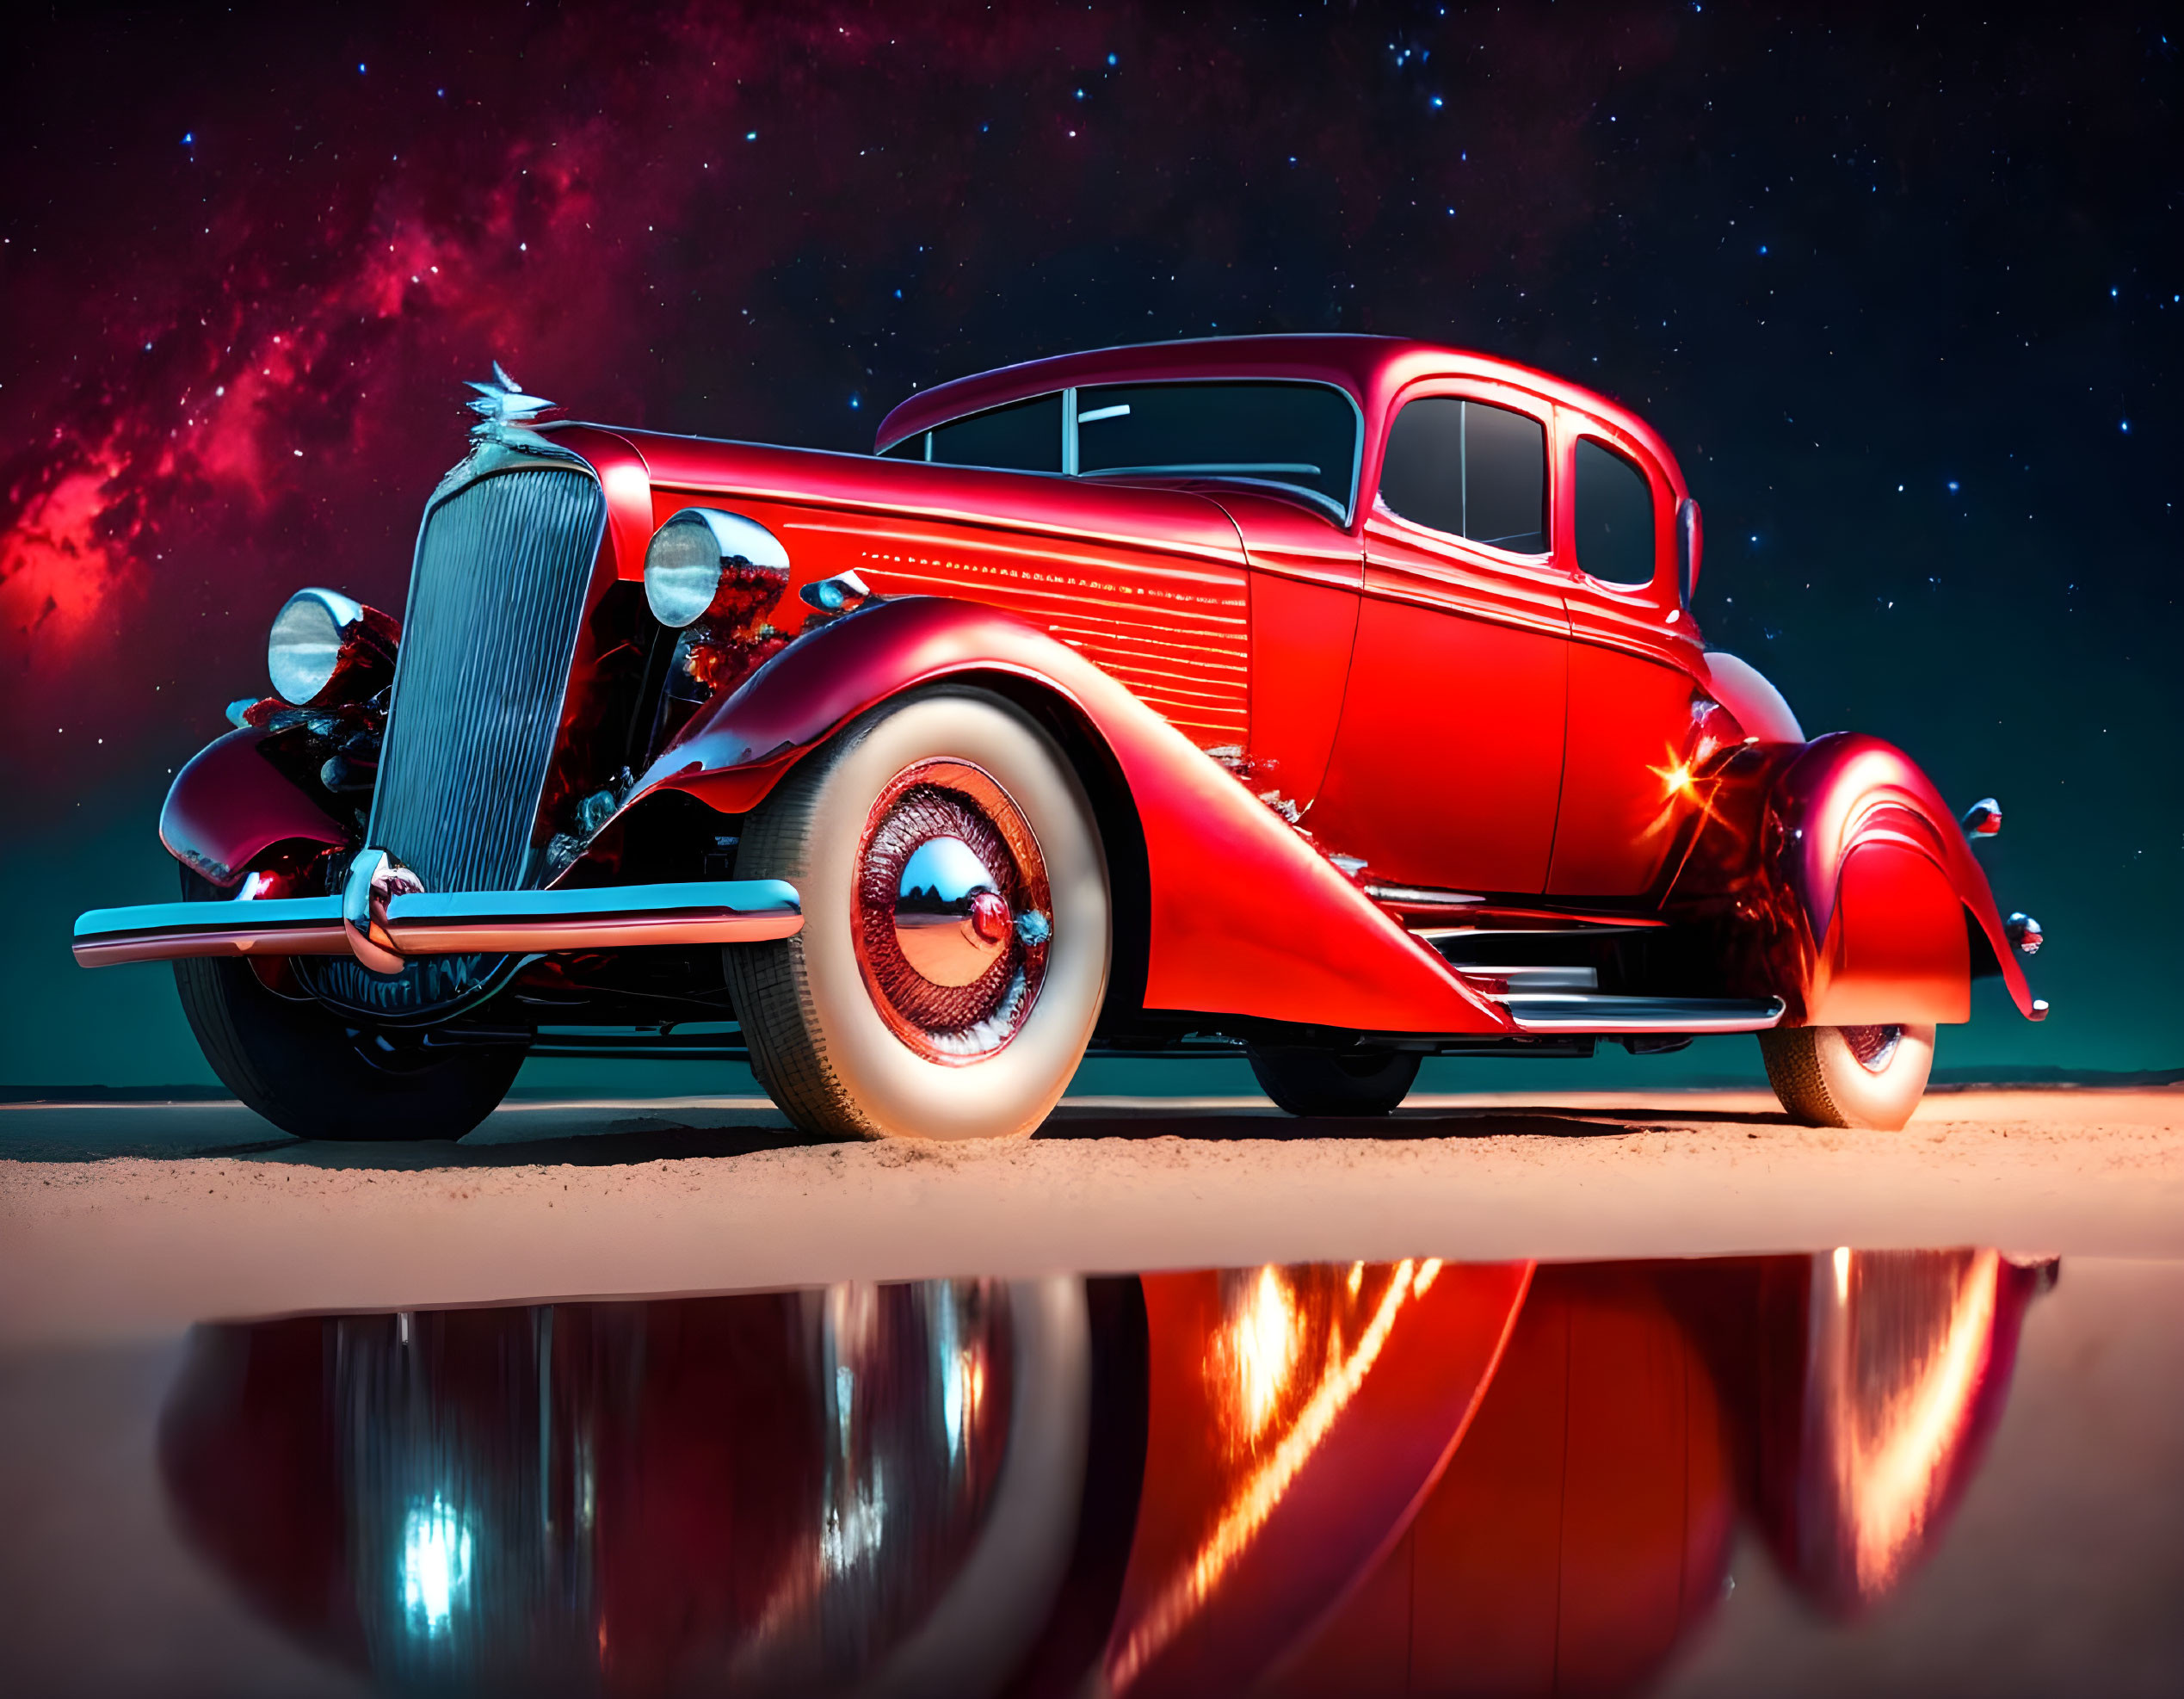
[1574, 439, 1657, 585]
[929, 393, 1064, 473]
[1378, 396, 1548, 554]
[879, 436, 926, 460]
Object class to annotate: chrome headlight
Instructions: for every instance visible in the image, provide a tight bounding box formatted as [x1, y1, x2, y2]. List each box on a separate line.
[644, 508, 791, 627]
[268, 588, 367, 705]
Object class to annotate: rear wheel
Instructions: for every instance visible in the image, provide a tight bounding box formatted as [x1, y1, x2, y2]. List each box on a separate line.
[173, 872, 523, 1141]
[1247, 1043, 1422, 1118]
[1758, 1022, 1935, 1131]
[725, 686, 1110, 1141]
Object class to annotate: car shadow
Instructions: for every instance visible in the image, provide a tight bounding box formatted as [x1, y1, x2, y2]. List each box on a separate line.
[0, 1103, 824, 1168]
[0, 1097, 1797, 1169]
[244, 1118, 847, 1171]
[1040, 1103, 1798, 1142]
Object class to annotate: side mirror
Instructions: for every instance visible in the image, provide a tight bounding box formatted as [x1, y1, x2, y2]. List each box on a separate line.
[1676, 497, 1703, 611]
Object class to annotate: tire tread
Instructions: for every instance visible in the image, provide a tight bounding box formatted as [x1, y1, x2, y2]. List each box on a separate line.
[1758, 1022, 1934, 1132]
[724, 725, 899, 1141]
[1757, 1027, 1848, 1127]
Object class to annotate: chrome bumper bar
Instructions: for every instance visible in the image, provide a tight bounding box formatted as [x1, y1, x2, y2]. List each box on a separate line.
[73, 876, 803, 969]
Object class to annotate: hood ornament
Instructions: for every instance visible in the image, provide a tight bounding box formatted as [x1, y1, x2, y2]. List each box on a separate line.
[464, 361, 558, 445]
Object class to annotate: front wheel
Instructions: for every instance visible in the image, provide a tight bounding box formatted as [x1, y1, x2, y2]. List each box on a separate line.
[1247, 1043, 1422, 1118]
[1758, 1022, 1936, 1131]
[725, 686, 1111, 1141]
[173, 877, 523, 1141]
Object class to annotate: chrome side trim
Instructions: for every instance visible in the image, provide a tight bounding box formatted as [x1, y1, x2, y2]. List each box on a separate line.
[1499, 994, 1786, 1035]
[1364, 883, 1485, 906]
[74, 880, 803, 969]
[1457, 965, 1600, 992]
[1418, 924, 1658, 941]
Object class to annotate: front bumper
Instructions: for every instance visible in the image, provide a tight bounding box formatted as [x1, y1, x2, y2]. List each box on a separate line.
[73, 876, 803, 970]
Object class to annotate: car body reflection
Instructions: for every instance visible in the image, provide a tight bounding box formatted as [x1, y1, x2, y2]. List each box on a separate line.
[158, 1250, 2051, 1696]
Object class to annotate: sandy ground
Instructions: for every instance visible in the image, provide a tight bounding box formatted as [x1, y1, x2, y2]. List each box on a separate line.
[2, 1086, 2179, 1344]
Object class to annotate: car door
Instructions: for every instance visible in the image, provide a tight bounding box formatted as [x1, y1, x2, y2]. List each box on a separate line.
[1306, 381, 1570, 895]
[1219, 490, 1364, 820]
[1547, 417, 1712, 898]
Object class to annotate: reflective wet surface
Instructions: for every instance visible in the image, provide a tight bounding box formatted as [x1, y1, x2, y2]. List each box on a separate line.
[3, 1248, 2181, 1696]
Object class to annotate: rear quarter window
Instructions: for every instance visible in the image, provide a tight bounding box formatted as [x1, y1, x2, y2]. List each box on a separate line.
[1574, 439, 1657, 585]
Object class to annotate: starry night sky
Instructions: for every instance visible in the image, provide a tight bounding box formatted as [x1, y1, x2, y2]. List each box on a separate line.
[2, 2, 2176, 1089]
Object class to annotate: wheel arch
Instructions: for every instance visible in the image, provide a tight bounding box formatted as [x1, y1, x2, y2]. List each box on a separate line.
[1768, 733, 2040, 1026]
[160, 727, 354, 888]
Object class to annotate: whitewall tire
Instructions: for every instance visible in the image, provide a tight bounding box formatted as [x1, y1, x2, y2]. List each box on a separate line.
[1759, 1022, 1936, 1131]
[725, 686, 1110, 1141]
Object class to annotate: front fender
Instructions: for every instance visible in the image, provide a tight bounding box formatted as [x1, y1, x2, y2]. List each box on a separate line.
[1772, 733, 2040, 1025]
[160, 728, 353, 888]
[623, 596, 1512, 1035]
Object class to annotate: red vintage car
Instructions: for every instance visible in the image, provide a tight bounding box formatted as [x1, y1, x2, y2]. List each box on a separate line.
[73, 337, 2045, 1140]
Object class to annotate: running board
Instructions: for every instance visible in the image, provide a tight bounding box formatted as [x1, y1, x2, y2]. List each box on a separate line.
[1496, 994, 1786, 1035]
[72, 877, 803, 969]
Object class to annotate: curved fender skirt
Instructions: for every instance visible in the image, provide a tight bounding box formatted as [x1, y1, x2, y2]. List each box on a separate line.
[626, 597, 1517, 1036]
[1806, 842, 1970, 1027]
[1775, 733, 2044, 1023]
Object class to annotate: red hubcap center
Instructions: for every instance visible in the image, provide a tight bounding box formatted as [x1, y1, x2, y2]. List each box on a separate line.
[853, 761, 1052, 1066]
[967, 889, 1012, 945]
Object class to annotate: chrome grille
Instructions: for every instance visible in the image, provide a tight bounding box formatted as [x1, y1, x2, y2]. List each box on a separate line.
[368, 466, 607, 894]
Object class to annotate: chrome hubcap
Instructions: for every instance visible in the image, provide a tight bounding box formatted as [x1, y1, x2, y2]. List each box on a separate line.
[854, 761, 1050, 1064]
[893, 835, 1015, 987]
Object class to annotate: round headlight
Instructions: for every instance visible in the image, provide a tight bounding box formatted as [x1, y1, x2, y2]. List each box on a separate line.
[644, 508, 791, 628]
[268, 588, 365, 706]
[644, 515, 725, 627]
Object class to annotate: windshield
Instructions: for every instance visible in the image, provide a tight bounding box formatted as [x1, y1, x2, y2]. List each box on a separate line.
[1072, 380, 1360, 520]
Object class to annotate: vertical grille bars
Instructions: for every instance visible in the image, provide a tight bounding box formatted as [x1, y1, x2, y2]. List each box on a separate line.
[367, 466, 607, 894]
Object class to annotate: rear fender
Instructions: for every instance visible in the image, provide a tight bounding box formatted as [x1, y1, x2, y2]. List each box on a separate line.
[1772, 734, 2039, 1025]
[622, 596, 1511, 1035]
[1697, 650, 1804, 744]
[160, 728, 354, 888]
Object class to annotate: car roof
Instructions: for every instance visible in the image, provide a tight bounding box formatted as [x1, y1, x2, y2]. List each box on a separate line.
[873, 333, 1687, 499]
